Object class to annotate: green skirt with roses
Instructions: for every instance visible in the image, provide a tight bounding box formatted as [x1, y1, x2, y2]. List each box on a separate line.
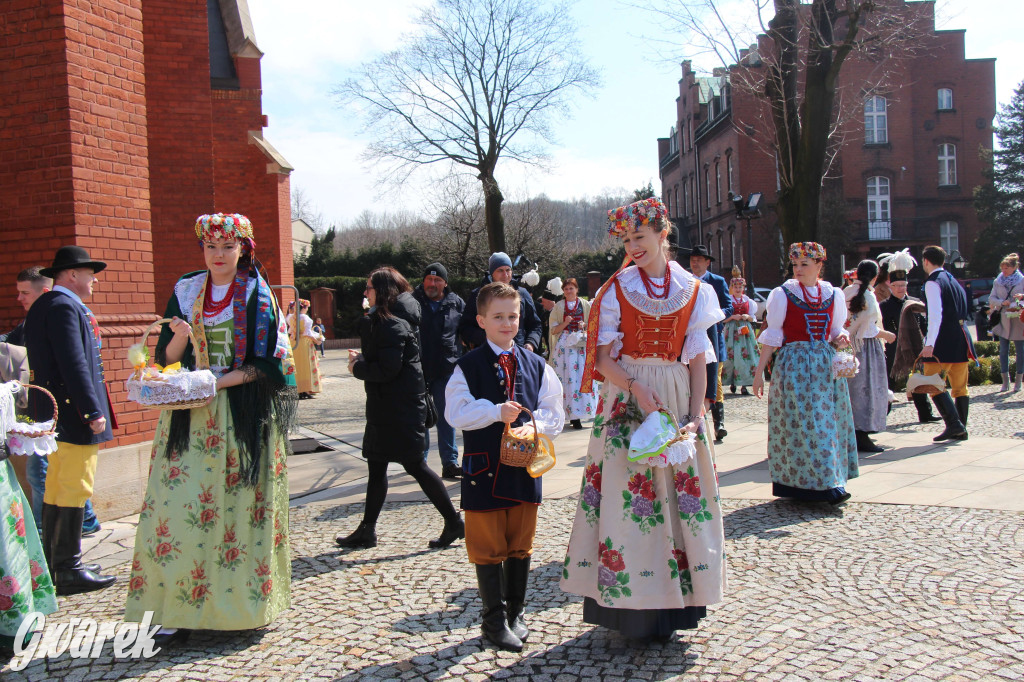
[124, 391, 290, 630]
[0, 458, 57, 647]
[560, 356, 726, 635]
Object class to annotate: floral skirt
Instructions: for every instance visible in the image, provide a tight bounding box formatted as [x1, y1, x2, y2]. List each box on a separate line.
[124, 392, 291, 630]
[722, 320, 758, 387]
[0, 459, 56, 642]
[295, 337, 322, 394]
[552, 334, 598, 420]
[768, 341, 858, 491]
[560, 356, 726, 620]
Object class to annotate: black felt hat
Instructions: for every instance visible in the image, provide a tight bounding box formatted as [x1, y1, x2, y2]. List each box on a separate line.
[40, 245, 108, 278]
[682, 244, 716, 262]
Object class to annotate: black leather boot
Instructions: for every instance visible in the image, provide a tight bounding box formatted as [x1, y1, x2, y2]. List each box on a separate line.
[475, 563, 522, 651]
[912, 393, 941, 423]
[52, 507, 116, 595]
[931, 392, 968, 442]
[503, 557, 531, 642]
[712, 402, 727, 440]
[428, 514, 465, 549]
[855, 430, 884, 453]
[336, 521, 377, 548]
[955, 396, 969, 427]
[41, 503, 57, 575]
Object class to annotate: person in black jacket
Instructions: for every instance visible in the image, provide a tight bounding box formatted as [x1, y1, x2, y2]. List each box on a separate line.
[337, 266, 464, 550]
[412, 262, 465, 480]
[24, 245, 117, 595]
[878, 271, 939, 424]
[459, 252, 543, 352]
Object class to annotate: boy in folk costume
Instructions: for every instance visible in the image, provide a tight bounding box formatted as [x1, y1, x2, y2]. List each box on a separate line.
[445, 282, 565, 652]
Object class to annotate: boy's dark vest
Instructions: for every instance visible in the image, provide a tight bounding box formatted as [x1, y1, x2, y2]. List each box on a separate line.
[455, 344, 544, 511]
[927, 269, 975, 364]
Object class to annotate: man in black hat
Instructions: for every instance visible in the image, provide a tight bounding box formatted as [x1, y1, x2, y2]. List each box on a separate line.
[686, 245, 733, 441]
[413, 262, 466, 479]
[24, 245, 117, 594]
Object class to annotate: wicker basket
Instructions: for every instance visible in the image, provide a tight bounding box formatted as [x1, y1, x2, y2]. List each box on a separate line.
[832, 349, 860, 379]
[6, 383, 57, 439]
[906, 357, 947, 396]
[126, 318, 216, 410]
[499, 408, 539, 468]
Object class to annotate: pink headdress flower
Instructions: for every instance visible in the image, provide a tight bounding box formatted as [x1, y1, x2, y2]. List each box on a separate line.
[607, 198, 668, 237]
[788, 242, 827, 261]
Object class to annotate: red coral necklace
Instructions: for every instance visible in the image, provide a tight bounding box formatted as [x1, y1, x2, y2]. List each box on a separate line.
[204, 280, 236, 316]
[799, 281, 822, 307]
[639, 261, 671, 300]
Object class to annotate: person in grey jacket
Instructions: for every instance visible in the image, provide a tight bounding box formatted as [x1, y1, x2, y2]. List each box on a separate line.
[459, 253, 543, 352]
[412, 262, 465, 479]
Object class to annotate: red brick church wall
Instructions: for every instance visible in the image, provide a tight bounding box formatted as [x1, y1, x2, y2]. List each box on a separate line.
[1, 0, 292, 452]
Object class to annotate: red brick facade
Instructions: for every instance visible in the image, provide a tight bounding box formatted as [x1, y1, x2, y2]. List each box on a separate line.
[0, 0, 292, 449]
[658, 0, 995, 288]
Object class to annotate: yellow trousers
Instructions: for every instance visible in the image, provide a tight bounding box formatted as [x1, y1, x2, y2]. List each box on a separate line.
[922, 362, 970, 399]
[42, 442, 98, 507]
[464, 505, 539, 565]
[716, 362, 725, 402]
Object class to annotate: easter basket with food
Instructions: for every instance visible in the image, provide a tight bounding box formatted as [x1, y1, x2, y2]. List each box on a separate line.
[126, 318, 217, 410]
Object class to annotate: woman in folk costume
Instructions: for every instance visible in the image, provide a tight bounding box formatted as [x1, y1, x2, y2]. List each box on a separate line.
[0, 379, 57, 655]
[752, 243, 858, 505]
[125, 213, 297, 647]
[721, 267, 759, 395]
[844, 260, 897, 453]
[560, 198, 726, 642]
[290, 299, 324, 399]
[547, 277, 598, 430]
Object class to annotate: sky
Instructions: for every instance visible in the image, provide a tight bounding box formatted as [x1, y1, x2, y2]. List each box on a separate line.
[247, 0, 1024, 230]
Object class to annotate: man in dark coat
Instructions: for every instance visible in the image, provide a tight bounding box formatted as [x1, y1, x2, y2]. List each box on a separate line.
[412, 262, 465, 480]
[459, 252, 543, 352]
[686, 245, 733, 441]
[879, 270, 939, 424]
[24, 245, 117, 594]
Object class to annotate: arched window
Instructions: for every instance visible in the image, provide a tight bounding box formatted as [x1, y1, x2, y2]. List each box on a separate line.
[867, 176, 891, 240]
[715, 162, 721, 204]
[864, 96, 888, 144]
[937, 88, 953, 110]
[939, 144, 957, 186]
[940, 221, 959, 253]
[727, 155, 734, 194]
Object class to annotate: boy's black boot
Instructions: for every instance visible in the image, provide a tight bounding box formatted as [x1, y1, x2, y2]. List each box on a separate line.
[475, 563, 523, 652]
[503, 557, 531, 642]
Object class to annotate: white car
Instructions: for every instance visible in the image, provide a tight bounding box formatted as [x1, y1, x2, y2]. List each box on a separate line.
[749, 287, 772, 321]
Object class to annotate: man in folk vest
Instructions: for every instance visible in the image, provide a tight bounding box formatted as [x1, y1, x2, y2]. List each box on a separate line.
[920, 245, 972, 442]
[24, 245, 117, 594]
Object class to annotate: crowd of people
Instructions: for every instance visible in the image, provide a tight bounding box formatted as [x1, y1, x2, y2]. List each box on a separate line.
[0, 202, 1019, 658]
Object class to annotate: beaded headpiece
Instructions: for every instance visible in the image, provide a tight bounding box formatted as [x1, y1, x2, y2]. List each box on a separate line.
[788, 242, 827, 261]
[607, 198, 668, 237]
[195, 213, 255, 243]
[729, 265, 745, 288]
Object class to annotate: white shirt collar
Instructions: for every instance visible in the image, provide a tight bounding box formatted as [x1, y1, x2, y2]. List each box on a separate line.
[53, 285, 84, 307]
[487, 339, 515, 355]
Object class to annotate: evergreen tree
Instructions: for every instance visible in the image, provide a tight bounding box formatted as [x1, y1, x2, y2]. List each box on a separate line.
[973, 80, 1024, 276]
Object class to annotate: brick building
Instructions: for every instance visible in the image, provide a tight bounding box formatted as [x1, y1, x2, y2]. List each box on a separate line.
[658, 0, 995, 288]
[0, 0, 293, 518]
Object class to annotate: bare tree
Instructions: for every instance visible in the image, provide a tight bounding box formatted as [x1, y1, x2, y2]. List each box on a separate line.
[290, 185, 327, 232]
[634, 0, 932, 243]
[336, 0, 600, 253]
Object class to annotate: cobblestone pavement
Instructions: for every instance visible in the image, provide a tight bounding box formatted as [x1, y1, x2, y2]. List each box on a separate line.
[7, 497, 1024, 680]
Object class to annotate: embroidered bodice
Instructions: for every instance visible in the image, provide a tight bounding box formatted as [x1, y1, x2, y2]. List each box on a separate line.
[564, 299, 584, 333]
[758, 279, 848, 347]
[615, 278, 699, 360]
[781, 288, 835, 344]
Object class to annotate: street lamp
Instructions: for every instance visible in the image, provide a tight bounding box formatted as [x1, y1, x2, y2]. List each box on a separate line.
[949, 250, 967, 273]
[731, 191, 762, 295]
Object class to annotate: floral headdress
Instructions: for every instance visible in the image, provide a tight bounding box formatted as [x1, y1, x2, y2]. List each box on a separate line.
[195, 213, 255, 244]
[730, 265, 745, 288]
[607, 198, 668, 237]
[788, 242, 827, 261]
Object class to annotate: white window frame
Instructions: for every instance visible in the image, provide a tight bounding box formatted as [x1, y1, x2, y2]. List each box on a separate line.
[864, 95, 888, 144]
[937, 88, 953, 111]
[939, 144, 957, 186]
[715, 162, 721, 204]
[940, 220, 959, 253]
[867, 176, 891, 240]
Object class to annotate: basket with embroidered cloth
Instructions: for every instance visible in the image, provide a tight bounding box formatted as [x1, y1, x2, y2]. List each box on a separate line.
[126, 318, 217, 410]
